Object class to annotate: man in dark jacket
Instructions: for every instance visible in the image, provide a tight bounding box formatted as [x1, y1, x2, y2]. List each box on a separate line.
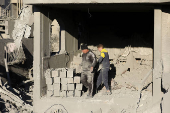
[96, 44, 112, 95]
[80, 44, 97, 98]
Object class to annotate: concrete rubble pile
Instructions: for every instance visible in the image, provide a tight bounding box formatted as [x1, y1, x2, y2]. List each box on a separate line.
[0, 78, 33, 113]
[45, 68, 83, 97]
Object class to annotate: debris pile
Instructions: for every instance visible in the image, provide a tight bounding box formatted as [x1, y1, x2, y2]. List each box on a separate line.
[45, 68, 83, 97]
[0, 78, 33, 112]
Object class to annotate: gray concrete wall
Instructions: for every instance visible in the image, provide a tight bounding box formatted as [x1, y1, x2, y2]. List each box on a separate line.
[0, 0, 5, 5]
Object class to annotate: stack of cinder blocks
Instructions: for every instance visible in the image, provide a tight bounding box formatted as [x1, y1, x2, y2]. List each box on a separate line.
[45, 68, 83, 97]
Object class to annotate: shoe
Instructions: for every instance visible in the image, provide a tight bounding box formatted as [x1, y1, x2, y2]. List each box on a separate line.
[86, 95, 92, 99]
[103, 90, 112, 95]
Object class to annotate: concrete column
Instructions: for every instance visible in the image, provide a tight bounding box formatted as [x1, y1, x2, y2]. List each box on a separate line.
[161, 7, 170, 113]
[10, 4, 17, 18]
[33, 6, 43, 112]
[60, 30, 66, 53]
[153, 8, 162, 103]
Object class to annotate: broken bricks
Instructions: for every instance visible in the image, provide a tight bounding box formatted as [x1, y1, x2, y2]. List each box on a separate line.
[45, 68, 83, 98]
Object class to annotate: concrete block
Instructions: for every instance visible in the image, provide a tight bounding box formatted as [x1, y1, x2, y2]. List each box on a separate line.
[74, 76, 81, 83]
[76, 84, 83, 90]
[67, 69, 74, 78]
[67, 78, 73, 84]
[60, 91, 67, 97]
[47, 84, 54, 91]
[68, 84, 75, 90]
[61, 84, 67, 91]
[67, 91, 74, 97]
[60, 70, 67, 78]
[74, 90, 81, 97]
[47, 90, 53, 97]
[52, 70, 60, 77]
[53, 83, 60, 90]
[61, 78, 68, 84]
[54, 90, 60, 97]
[54, 77, 60, 84]
[46, 77, 53, 85]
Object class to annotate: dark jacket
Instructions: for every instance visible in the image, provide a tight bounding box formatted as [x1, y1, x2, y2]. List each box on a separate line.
[98, 48, 110, 69]
[81, 50, 97, 71]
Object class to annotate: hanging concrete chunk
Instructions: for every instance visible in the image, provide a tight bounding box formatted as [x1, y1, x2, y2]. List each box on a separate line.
[53, 83, 60, 90]
[74, 76, 81, 83]
[52, 70, 60, 77]
[74, 90, 81, 97]
[46, 77, 53, 85]
[67, 78, 74, 84]
[76, 84, 83, 90]
[53, 77, 60, 84]
[53, 90, 60, 97]
[68, 84, 75, 90]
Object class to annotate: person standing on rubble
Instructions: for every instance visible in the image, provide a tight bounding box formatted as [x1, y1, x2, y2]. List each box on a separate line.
[80, 44, 97, 98]
[96, 44, 112, 95]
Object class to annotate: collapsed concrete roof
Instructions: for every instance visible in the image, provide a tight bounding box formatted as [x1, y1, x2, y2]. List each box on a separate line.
[23, 0, 170, 4]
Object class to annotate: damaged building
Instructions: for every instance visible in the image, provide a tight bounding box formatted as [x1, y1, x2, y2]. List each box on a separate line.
[0, 0, 170, 113]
